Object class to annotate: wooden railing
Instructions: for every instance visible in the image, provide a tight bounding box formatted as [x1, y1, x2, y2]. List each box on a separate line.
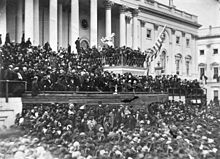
[168, 88, 207, 105]
[0, 80, 27, 102]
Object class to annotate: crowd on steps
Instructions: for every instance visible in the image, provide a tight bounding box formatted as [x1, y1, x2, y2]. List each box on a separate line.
[0, 100, 219, 159]
[0, 39, 202, 96]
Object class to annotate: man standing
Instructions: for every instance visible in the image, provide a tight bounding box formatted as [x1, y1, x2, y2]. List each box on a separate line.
[75, 37, 80, 54]
[32, 76, 39, 96]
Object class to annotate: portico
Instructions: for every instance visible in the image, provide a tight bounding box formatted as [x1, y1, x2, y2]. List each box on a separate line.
[0, 0, 201, 79]
[0, 0, 141, 51]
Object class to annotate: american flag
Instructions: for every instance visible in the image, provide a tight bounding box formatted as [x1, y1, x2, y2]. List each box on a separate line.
[146, 25, 167, 63]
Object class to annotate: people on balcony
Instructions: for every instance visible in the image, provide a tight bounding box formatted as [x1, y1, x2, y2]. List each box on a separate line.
[0, 35, 201, 95]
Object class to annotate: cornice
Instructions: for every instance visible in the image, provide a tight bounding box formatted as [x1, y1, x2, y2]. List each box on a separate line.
[198, 35, 220, 40]
[139, 5, 201, 29]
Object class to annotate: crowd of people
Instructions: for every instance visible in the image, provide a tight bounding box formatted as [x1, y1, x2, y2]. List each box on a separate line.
[0, 36, 219, 159]
[0, 39, 202, 96]
[4, 100, 217, 159]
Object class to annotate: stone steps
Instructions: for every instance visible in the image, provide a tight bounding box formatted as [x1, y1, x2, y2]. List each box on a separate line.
[0, 98, 22, 129]
[0, 109, 15, 128]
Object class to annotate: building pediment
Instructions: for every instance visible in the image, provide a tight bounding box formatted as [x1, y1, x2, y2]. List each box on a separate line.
[175, 53, 182, 60]
[198, 63, 207, 67]
[210, 62, 219, 66]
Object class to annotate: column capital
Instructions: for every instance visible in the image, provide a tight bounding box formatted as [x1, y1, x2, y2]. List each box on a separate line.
[104, 0, 114, 9]
[132, 9, 140, 17]
[119, 5, 128, 13]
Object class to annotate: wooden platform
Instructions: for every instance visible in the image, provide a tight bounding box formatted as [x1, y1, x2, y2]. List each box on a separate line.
[22, 91, 168, 107]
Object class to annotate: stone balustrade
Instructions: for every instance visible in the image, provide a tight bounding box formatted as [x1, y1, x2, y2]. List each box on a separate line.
[134, 0, 198, 23]
[199, 27, 220, 37]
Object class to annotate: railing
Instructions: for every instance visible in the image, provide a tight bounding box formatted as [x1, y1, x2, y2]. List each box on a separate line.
[142, 0, 198, 22]
[102, 56, 145, 68]
[168, 88, 207, 105]
[0, 80, 27, 102]
[199, 27, 220, 37]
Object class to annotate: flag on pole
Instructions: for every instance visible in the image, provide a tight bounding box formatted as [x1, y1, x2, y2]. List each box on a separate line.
[145, 25, 167, 75]
[146, 25, 167, 63]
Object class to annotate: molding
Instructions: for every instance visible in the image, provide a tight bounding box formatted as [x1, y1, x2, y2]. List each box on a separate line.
[139, 6, 201, 29]
[198, 35, 220, 40]
[132, 9, 140, 17]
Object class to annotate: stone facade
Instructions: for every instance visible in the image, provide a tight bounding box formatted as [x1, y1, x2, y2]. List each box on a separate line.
[197, 26, 220, 102]
[0, 0, 201, 78]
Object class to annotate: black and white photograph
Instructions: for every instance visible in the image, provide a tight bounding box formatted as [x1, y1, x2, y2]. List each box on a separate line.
[0, 0, 220, 158]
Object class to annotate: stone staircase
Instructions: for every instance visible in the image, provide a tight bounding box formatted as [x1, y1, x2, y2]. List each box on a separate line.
[0, 98, 22, 129]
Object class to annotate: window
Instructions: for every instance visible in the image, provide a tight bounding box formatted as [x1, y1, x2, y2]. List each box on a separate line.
[186, 39, 190, 47]
[200, 50, 204, 55]
[146, 29, 152, 38]
[200, 68, 205, 78]
[213, 67, 219, 79]
[176, 60, 180, 74]
[176, 36, 180, 44]
[81, 19, 89, 29]
[213, 49, 218, 54]
[186, 61, 190, 76]
[214, 90, 219, 102]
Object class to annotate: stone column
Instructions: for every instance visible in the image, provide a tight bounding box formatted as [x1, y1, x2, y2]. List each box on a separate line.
[34, 0, 40, 46]
[49, 0, 58, 51]
[90, 0, 98, 47]
[181, 31, 186, 76]
[105, 0, 114, 37]
[191, 34, 198, 78]
[58, 2, 63, 48]
[132, 9, 139, 50]
[25, 0, 34, 43]
[71, 0, 79, 53]
[17, 0, 23, 43]
[0, 0, 7, 45]
[119, 5, 126, 47]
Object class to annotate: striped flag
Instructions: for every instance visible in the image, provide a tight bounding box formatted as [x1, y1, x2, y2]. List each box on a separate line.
[145, 25, 167, 75]
[146, 25, 167, 63]
[152, 25, 166, 53]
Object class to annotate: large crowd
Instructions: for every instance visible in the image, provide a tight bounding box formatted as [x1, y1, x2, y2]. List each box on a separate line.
[0, 39, 202, 96]
[0, 36, 219, 159]
[0, 100, 218, 159]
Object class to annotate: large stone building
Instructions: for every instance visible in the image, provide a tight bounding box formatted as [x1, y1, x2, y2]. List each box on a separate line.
[0, 0, 201, 78]
[198, 26, 220, 102]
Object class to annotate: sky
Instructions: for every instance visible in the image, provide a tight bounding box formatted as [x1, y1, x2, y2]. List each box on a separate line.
[158, 0, 220, 28]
